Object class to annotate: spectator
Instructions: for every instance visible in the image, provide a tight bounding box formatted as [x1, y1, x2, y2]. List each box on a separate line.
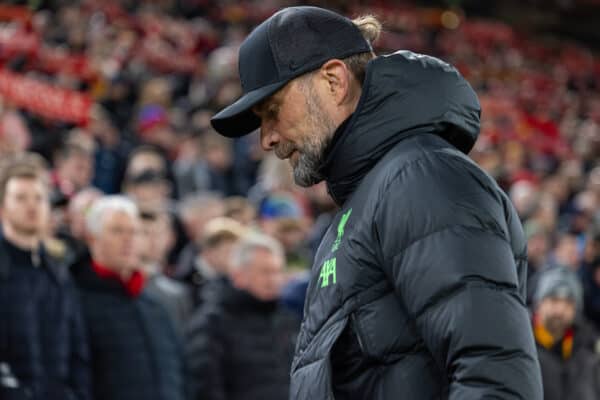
[258, 194, 311, 270]
[72, 195, 185, 400]
[88, 106, 130, 195]
[67, 187, 103, 242]
[136, 104, 179, 157]
[182, 216, 245, 307]
[139, 209, 192, 334]
[533, 267, 600, 400]
[51, 129, 95, 198]
[0, 153, 91, 400]
[122, 145, 173, 212]
[174, 193, 225, 282]
[224, 196, 257, 226]
[526, 226, 552, 302]
[124, 144, 169, 180]
[549, 233, 582, 272]
[174, 130, 235, 197]
[583, 224, 600, 328]
[123, 168, 172, 213]
[185, 233, 299, 400]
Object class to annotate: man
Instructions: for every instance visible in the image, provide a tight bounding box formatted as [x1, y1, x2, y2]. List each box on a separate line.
[174, 130, 236, 197]
[139, 209, 192, 334]
[533, 267, 600, 400]
[71, 195, 185, 400]
[181, 216, 245, 307]
[211, 6, 543, 399]
[583, 222, 600, 328]
[52, 130, 95, 198]
[185, 233, 299, 400]
[258, 193, 311, 269]
[174, 193, 225, 290]
[122, 168, 172, 213]
[0, 153, 91, 399]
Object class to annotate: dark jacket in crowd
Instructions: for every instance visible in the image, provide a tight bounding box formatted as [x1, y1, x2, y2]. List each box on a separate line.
[145, 273, 193, 336]
[72, 259, 185, 400]
[185, 278, 299, 400]
[536, 319, 600, 400]
[174, 244, 221, 308]
[290, 51, 543, 399]
[0, 233, 91, 400]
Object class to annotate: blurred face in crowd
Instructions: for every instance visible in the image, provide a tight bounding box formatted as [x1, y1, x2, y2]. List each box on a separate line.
[182, 201, 225, 243]
[203, 138, 232, 171]
[68, 189, 102, 240]
[527, 232, 550, 270]
[554, 234, 581, 270]
[203, 237, 237, 275]
[261, 218, 306, 253]
[126, 152, 166, 177]
[126, 180, 170, 212]
[0, 176, 49, 238]
[254, 61, 359, 187]
[139, 212, 174, 269]
[89, 209, 140, 276]
[231, 247, 284, 302]
[537, 296, 576, 338]
[57, 149, 94, 191]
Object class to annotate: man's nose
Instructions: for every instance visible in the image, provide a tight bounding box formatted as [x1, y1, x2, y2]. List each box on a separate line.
[260, 122, 279, 151]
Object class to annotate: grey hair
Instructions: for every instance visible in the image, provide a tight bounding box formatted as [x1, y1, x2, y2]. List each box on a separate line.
[230, 233, 284, 269]
[86, 195, 139, 236]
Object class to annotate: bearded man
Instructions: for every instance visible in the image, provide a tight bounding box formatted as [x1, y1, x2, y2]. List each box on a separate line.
[211, 6, 543, 399]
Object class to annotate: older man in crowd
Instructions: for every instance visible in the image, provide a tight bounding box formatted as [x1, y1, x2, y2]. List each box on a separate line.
[185, 232, 299, 400]
[71, 195, 185, 400]
[0, 153, 91, 400]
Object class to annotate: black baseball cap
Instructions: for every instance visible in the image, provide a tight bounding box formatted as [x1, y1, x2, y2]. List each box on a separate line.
[210, 6, 372, 138]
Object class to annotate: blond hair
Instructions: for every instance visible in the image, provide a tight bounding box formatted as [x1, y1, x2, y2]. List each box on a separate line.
[352, 15, 382, 46]
[339, 15, 382, 84]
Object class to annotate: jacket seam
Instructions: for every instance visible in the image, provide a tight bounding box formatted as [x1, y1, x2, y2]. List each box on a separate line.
[415, 278, 523, 320]
[391, 223, 512, 267]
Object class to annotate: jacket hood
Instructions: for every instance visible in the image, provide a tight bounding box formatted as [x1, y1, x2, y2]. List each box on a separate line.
[321, 50, 481, 205]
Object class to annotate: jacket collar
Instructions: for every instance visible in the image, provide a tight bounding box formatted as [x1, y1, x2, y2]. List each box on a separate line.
[90, 260, 146, 297]
[0, 231, 66, 284]
[320, 51, 481, 205]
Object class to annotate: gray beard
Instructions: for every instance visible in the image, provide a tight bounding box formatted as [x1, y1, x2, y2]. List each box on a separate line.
[290, 86, 337, 187]
[293, 141, 328, 187]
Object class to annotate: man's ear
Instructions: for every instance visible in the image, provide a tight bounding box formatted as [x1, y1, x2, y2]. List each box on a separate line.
[318, 59, 352, 106]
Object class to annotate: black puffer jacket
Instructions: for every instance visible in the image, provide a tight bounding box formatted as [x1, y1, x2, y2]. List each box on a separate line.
[72, 260, 185, 400]
[290, 51, 543, 399]
[185, 278, 299, 400]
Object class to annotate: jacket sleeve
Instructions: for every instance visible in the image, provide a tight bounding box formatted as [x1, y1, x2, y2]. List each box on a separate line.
[184, 307, 227, 400]
[68, 285, 92, 400]
[373, 159, 543, 399]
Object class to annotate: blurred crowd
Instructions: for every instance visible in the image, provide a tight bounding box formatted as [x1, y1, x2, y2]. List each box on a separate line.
[0, 0, 599, 399]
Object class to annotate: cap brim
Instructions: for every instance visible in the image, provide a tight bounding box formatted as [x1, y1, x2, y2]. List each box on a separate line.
[211, 80, 289, 138]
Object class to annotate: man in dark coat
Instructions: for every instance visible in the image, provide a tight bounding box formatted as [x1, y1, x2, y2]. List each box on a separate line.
[0, 154, 91, 400]
[533, 267, 600, 400]
[71, 195, 185, 400]
[210, 6, 543, 400]
[185, 233, 299, 400]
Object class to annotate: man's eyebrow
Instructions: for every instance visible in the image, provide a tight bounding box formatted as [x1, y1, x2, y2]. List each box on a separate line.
[254, 96, 280, 118]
